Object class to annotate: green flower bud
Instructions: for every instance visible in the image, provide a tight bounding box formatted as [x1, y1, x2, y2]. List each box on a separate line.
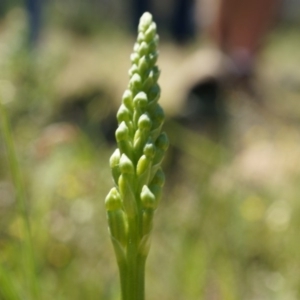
[105, 187, 122, 211]
[142, 73, 155, 91]
[107, 210, 127, 248]
[130, 53, 140, 65]
[138, 56, 149, 76]
[149, 104, 165, 140]
[144, 23, 157, 43]
[151, 133, 169, 168]
[151, 66, 160, 83]
[138, 12, 153, 32]
[137, 32, 145, 43]
[141, 210, 154, 238]
[133, 42, 139, 52]
[143, 142, 156, 158]
[148, 36, 159, 53]
[129, 73, 142, 92]
[119, 174, 137, 217]
[109, 148, 121, 185]
[119, 154, 135, 175]
[128, 64, 138, 77]
[148, 51, 158, 66]
[149, 184, 162, 203]
[136, 154, 152, 190]
[138, 42, 149, 57]
[116, 122, 133, 158]
[117, 104, 132, 124]
[150, 168, 165, 187]
[134, 122, 152, 161]
[138, 114, 152, 131]
[148, 84, 161, 104]
[133, 92, 148, 108]
[141, 185, 157, 210]
[115, 121, 129, 141]
[137, 155, 151, 177]
[155, 132, 169, 152]
[122, 90, 133, 110]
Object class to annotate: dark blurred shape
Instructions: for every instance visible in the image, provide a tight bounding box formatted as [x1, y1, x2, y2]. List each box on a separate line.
[178, 0, 281, 121]
[131, 0, 196, 43]
[55, 87, 117, 145]
[26, 0, 42, 47]
[171, 0, 196, 43]
[179, 78, 222, 124]
[131, 0, 152, 30]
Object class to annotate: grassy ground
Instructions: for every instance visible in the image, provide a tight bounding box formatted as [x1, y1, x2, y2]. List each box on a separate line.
[1, 8, 300, 300]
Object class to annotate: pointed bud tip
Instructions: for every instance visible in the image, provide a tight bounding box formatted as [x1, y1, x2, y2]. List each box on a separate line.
[120, 153, 135, 174]
[140, 12, 153, 29]
[138, 114, 152, 130]
[141, 185, 157, 209]
[115, 122, 129, 141]
[109, 148, 121, 167]
[105, 188, 122, 211]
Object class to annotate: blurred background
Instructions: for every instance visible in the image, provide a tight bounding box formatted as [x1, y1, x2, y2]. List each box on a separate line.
[1, 0, 300, 299]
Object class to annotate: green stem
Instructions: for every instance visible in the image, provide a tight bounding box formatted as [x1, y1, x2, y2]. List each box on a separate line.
[127, 216, 138, 300]
[137, 255, 146, 300]
[117, 260, 127, 300]
[0, 100, 40, 300]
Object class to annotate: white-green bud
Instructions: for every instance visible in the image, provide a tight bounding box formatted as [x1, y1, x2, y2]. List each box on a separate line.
[119, 154, 135, 175]
[122, 90, 133, 110]
[133, 92, 148, 108]
[116, 122, 133, 158]
[148, 51, 158, 66]
[138, 12, 153, 32]
[128, 64, 139, 77]
[143, 142, 156, 158]
[130, 53, 140, 65]
[138, 56, 149, 76]
[107, 210, 127, 248]
[137, 154, 151, 177]
[144, 23, 157, 43]
[138, 114, 152, 131]
[138, 42, 149, 57]
[105, 187, 122, 211]
[109, 148, 121, 184]
[117, 104, 132, 124]
[148, 37, 159, 53]
[137, 32, 145, 43]
[133, 42, 140, 52]
[115, 121, 129, 141]
[110, 148, 120, 169]
[118, 174, 137, 217]
[129, 73, 142, 92]
[141, 185, 157, 210]
[142, 73, 155, 91]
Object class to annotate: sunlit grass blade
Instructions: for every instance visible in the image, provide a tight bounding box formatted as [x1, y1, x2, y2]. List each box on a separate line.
[0, 99, 40, 300]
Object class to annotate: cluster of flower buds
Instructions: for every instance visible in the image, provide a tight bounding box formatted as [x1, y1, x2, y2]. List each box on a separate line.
[105, 12, 168, 258]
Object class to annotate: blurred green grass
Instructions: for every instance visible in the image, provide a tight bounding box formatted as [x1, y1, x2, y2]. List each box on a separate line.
[1, 6, 300, 300]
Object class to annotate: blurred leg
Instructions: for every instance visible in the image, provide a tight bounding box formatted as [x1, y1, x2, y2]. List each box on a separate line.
[211, 0, 280, 76]
[171, 0, 196, 43]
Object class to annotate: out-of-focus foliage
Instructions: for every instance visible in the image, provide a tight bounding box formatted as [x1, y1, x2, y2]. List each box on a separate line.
[1, 2, 300, 300]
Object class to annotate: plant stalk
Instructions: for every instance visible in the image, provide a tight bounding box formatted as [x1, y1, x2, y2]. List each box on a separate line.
[0, 100, 40, 300]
